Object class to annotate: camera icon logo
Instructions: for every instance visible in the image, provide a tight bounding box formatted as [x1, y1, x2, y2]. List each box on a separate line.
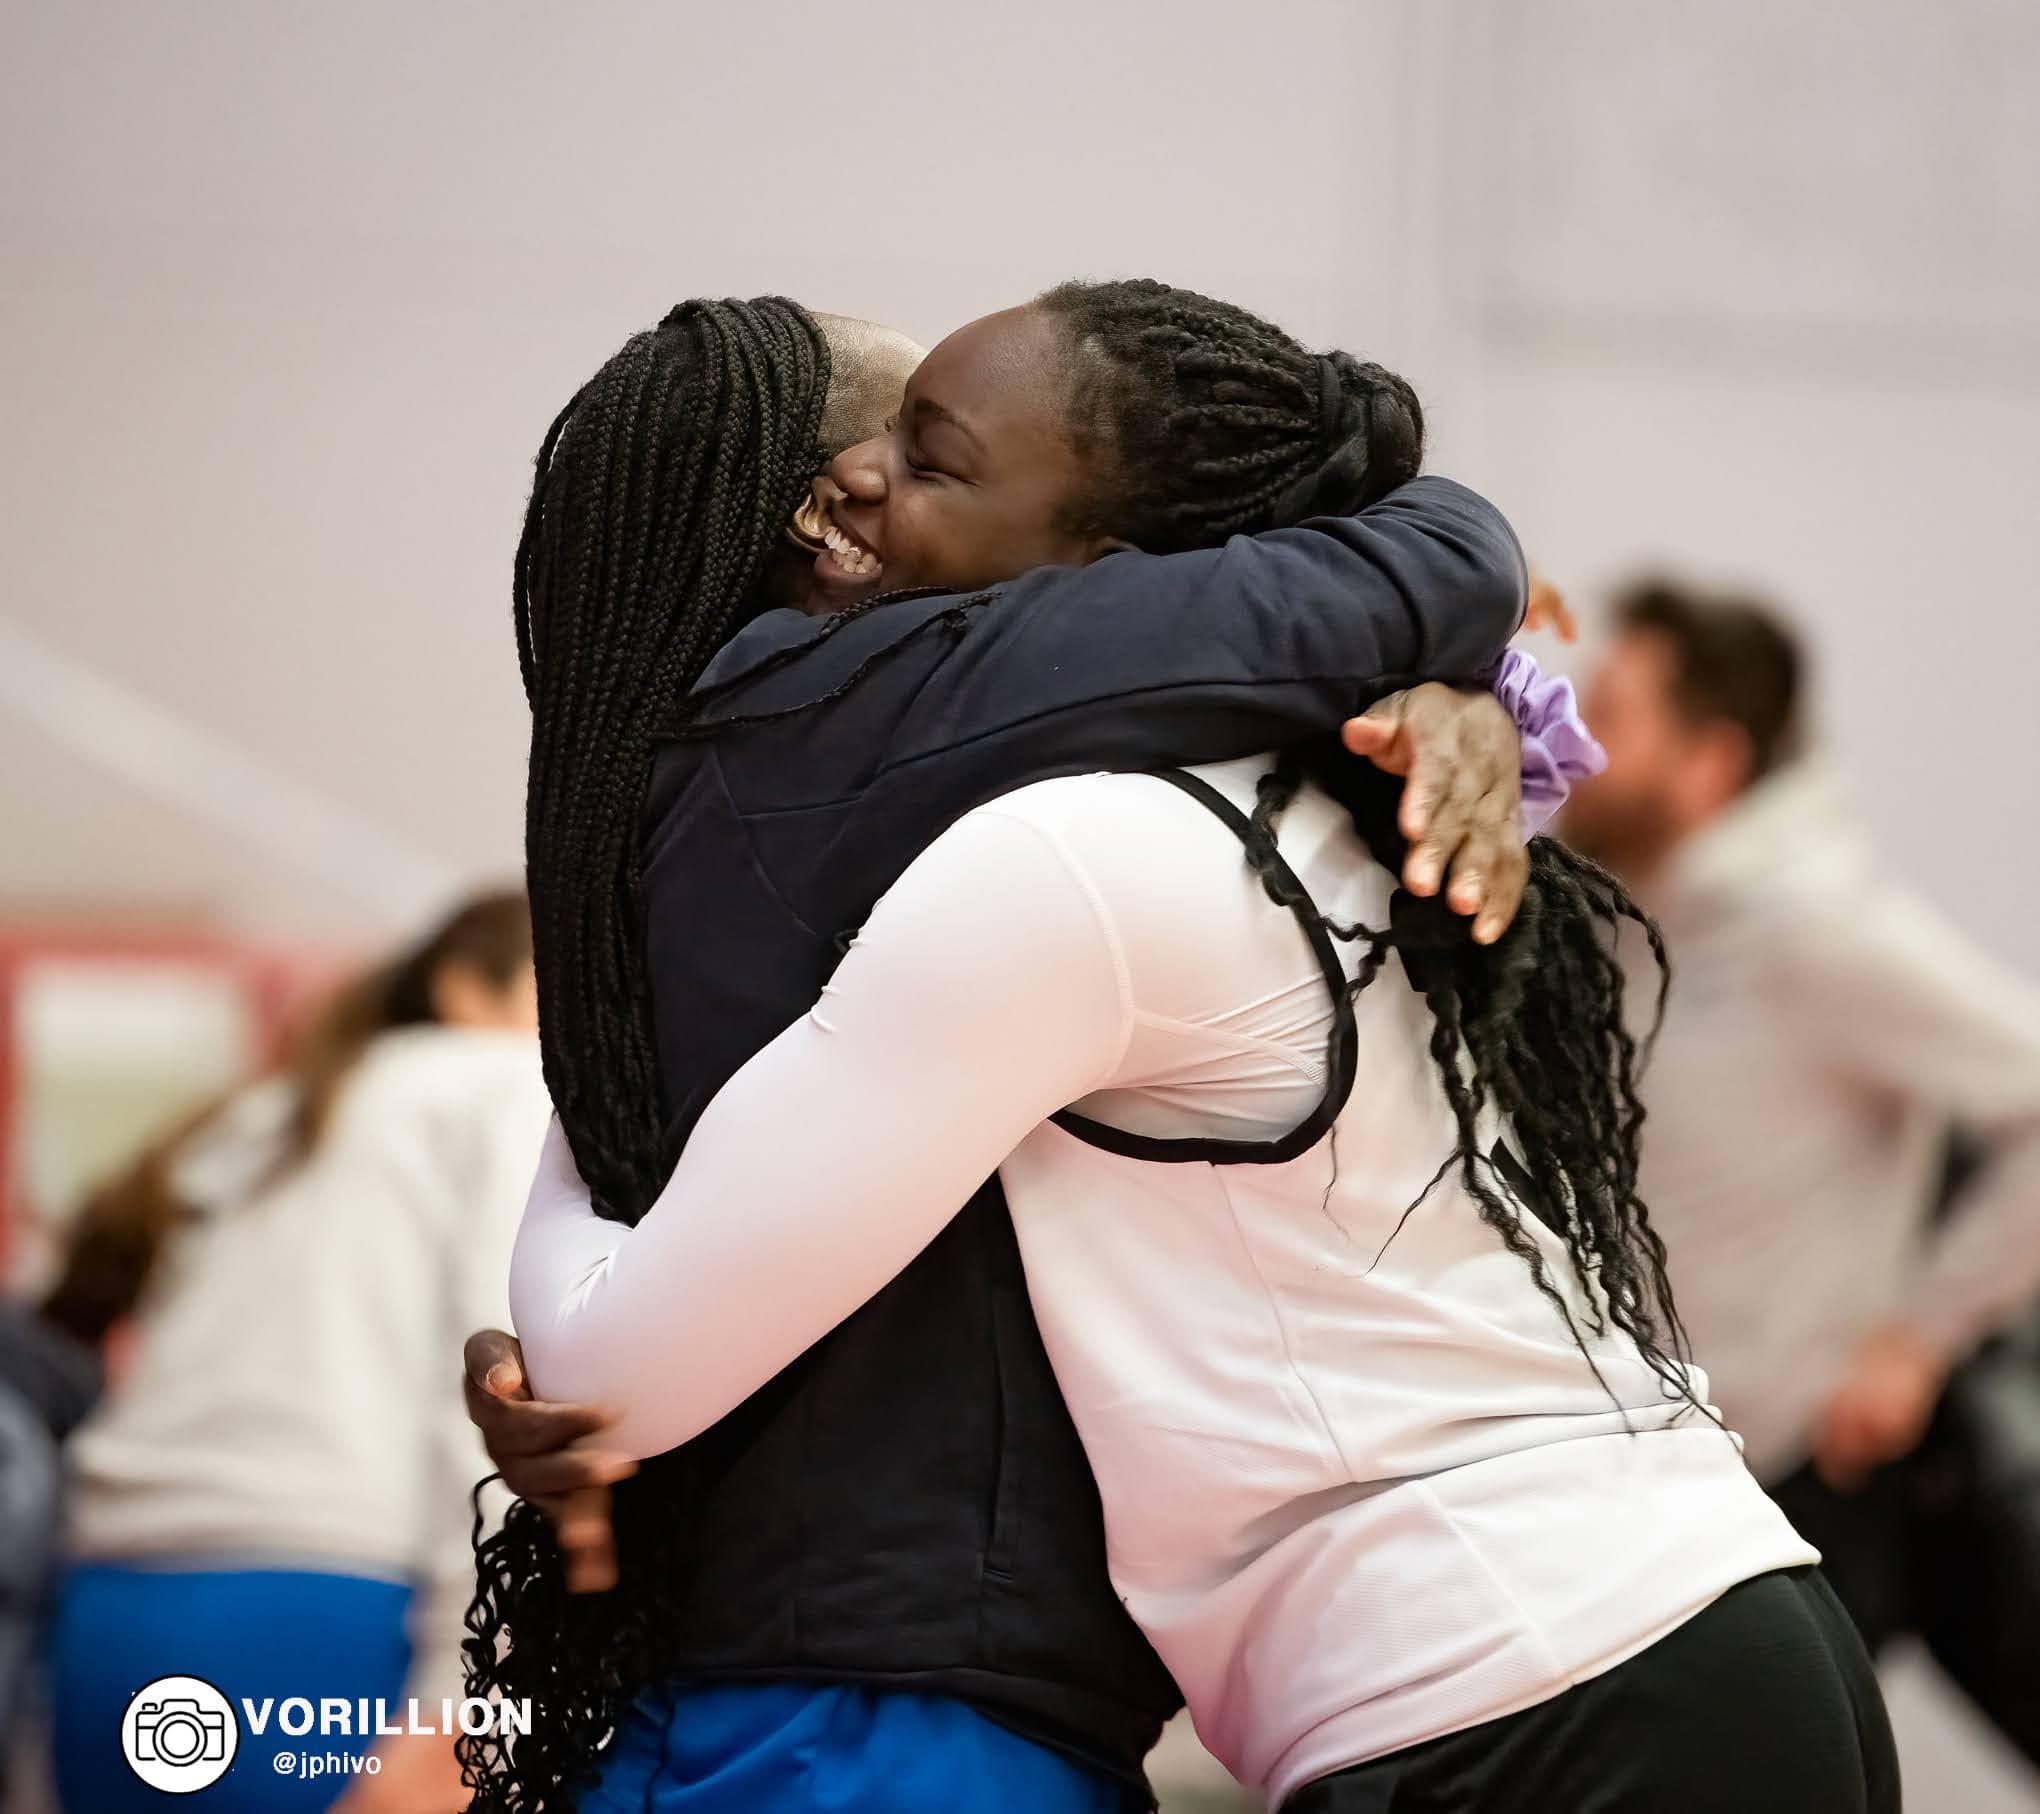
[121, 1674, 239, 1792]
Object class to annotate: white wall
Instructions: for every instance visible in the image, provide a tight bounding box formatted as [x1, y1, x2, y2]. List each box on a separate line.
[1, 0, 1412, 932]
[8, 0, 2031, 954]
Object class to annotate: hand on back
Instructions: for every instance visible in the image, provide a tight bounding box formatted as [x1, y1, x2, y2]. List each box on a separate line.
[462, 1329, 630, 1593]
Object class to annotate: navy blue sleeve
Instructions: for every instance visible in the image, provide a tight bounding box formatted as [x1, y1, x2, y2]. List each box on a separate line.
[890, 475, 1522, 762]
[704, 476, 1524, 763]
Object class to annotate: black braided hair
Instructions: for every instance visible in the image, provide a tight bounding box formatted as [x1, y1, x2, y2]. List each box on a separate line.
[1244, 749, 1699, 1419]
[1033, 280, 1698, 1413]
[1036, 277, 1423, 552]
[464, 297, 830, 1813]
[514, 296, 829, 1226]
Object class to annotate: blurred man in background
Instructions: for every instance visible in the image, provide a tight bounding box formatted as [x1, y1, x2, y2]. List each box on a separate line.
[1561, 577, 2040, 1769]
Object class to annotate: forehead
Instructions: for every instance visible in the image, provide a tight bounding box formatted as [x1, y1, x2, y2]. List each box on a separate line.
[911, 305, 1068, 429]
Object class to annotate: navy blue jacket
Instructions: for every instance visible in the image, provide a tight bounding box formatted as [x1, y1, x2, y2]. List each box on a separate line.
[633, 477, 1524, 1796]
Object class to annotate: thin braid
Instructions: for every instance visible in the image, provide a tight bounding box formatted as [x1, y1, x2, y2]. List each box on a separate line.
[1035, 278, 1422, 553]
[1230, 755, 1707, 1426]
[464, 297, 829, 1814]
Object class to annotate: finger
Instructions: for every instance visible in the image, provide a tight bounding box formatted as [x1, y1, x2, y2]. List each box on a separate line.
[1449, 788, 1517, 927]
[474, 1396, 619, 1459]
[1395, 687, 1481, 847]
[556, 1487, 619, 1594]
[1344, 705, 1415, 780]
[1473, 841, 1530, 944]
[557, 1485, 613, 1550]
[502, 1447, 639, 1501]
[1444, 803, 1499, 917]
[564, 1533, 619, 1595]
[1398, 734, 1452, 848]
[1340, 714, 1393, 758]
[1523, 568, 1579, 643]
[1408, 739, 1486, 896]
[1406, 806, 1472, 900]
[463, 1329, 528, 1400]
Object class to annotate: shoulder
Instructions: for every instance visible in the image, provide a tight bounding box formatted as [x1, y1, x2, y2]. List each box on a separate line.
[961, 758, 1321, 864]
[948, 769, 1245, 881]
[860, 773, 1198, 969]
[920, 765, 1282, 952]
[337, 1027, 549, 1132]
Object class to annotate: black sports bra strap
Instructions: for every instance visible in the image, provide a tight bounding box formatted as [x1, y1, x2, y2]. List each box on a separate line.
[1050, 768, 1362, 1168]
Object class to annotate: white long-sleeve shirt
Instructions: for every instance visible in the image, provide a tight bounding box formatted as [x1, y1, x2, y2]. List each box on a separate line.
[512, 759, 1811, 1802]
[1624, 760, 2040, 1479]
[68, 1026, 552, 1707]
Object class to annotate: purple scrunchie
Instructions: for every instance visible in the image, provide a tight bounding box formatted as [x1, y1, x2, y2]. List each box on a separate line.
[1484, 649, 1606, 837]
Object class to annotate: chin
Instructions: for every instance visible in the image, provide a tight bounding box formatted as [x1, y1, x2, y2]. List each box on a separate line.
[806, 560, 891, 615]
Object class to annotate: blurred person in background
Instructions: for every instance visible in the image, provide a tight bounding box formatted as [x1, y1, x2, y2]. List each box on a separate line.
[1561, 577, 2040, 1769]
[36, 890, 549, 1813]
[0, 1303, 100, 1804]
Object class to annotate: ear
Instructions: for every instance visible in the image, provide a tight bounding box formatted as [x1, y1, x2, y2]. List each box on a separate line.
[1686, 721, 1757, 814]
[429, 961, 487, 1028]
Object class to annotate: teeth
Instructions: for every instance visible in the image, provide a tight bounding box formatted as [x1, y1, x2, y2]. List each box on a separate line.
[824, 529, 879, 578]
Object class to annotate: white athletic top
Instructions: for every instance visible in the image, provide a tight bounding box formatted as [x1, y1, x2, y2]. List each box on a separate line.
[512, 758, 1815, 1804]
[70, 1027, 552, 1707]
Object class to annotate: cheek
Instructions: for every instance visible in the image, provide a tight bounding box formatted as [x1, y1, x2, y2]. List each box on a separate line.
[971, 481, 1090, 576]
[889, 489, 973, 577]
[903, 491, 1023, 591]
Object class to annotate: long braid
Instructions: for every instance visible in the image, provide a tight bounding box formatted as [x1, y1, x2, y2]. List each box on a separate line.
[465, 298, 829, 1813]
[515, 298, 827, 1226]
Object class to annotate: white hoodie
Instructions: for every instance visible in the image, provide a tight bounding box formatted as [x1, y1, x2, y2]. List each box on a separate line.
[66, 1025, 551, 1706]
[1621, 760, 2040, 1479]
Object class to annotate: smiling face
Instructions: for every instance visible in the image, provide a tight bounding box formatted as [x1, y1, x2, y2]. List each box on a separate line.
[766, 314, 925, 614]
[808, 304, 1116, 606]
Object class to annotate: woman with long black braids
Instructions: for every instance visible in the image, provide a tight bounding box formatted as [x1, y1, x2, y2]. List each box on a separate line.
[506, 285, 1896, 1813]
[468, 287, 1540, 1812]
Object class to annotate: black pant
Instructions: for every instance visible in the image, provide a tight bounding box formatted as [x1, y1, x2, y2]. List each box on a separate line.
[1284, 1569, 1898, 1813]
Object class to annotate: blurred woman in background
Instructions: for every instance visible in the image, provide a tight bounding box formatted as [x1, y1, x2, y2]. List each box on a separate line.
[40, 890, 550, 1814]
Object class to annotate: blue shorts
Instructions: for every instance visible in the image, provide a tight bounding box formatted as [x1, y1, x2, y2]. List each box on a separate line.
[46, 1561, 414, 1813]
[582, 1681, 1130, 1814]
